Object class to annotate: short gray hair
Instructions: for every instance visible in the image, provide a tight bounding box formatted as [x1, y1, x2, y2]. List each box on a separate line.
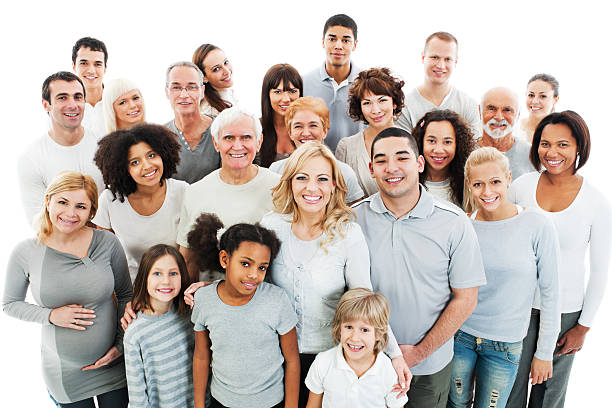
[210, 106, 262, 143]
[165, 61, 204, 85]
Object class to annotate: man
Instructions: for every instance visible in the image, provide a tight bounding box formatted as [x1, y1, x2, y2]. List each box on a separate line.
[72, 37, 107, 134]
[176, 106, 280, 280]
[478, 87, 535, 180]
[352, 127, 486, 408]
[18, 72, 104, 225]
[396, 32, 480, 138]
[164, 61, 221, 184]
[302, 14, 364, 151]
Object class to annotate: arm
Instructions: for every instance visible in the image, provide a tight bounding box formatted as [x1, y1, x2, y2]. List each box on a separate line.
[124, 335, 149, 408]
[306, 392, 323, 408]
[400, 286, 478, 367]
[193, 330, 211, 408]
[280, 328, 300, 408]
[110, 234, 133, 353]
[17, 153, 45, 225]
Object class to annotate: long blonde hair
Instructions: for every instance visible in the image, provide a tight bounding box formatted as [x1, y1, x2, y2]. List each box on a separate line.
[463, 147, 511, 214]
[271, 142, 353, 249]
[34, 171, 99, 241]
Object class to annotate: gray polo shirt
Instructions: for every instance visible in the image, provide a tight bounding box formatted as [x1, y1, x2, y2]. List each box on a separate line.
[505, 136, 536, 180]
[302, 62, 365, 152]
[352, 188, 486, 376]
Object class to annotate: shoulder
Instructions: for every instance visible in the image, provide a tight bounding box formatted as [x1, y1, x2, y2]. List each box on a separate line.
[302, 67, 321, 84]
[256, 166, 282, 185]
[168, 178, 189, 197]
[268, 159, 286, 175]
[260, 211, 289, 229]
[188, 169, 221, 192]
[452, 87, 479, 106]
[579, 178, 612, 214]
[432, 195, 466, 218]
[314, 346, 336, 367]
[511, 171, 539, 191]
[11, 238, 43, 260]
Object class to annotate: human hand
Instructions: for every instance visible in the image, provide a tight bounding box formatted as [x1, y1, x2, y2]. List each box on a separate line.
[399, 344, 426, 368]
[120, 301, 139, 331]
[391, 355, 412, 396]
[556, 324, 589, 356]
[49, 304, 95, 331]
[82, 346, 121, 371]
[530, 357, 553, 385]
[184, 281, 213, 308]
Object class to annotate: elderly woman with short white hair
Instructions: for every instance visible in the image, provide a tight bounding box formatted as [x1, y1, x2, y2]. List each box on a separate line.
[102, 78, 146, 133]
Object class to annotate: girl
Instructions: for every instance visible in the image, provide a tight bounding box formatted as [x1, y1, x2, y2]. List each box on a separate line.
[507, 111, 611, 408]
[338, 67, 405, 197]
[123, 244, 195, 408]
[411, 109, 475, 206]
[102, 78, 146, 133]
[305, 288, 408, 408]
[188, 213, 300, 408]
[519, 74, 560, 143]
[192, 44, 238, 117]
[447, 147, 560, 408]
[93, 124, 187, 282]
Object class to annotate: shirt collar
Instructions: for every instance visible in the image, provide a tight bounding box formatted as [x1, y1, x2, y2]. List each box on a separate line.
[319, 61, 359, 83]
[333, 344, 384, 378]
[368, 185, 434, 220]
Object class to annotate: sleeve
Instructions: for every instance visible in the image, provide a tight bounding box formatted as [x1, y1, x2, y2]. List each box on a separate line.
[578, 196, 612, 327]
[335, 138, 348, 161]
[2, 241, 53, 325]
[275, 288, 298, 335]
[533, 217, 561, 361]
[109, 233, 133, 353]
[395, 107, 413, 133]
[384, 325, 402, 359]
[124, 331, 150, 408]
[191, 289, 208, 332]
[304, 352, 325, 394]
[343, 224, 373, 290]
[92, 190, 112, 229]
[384, 360, 409, 407]
[343, 166, 365, 203]
[17, 153, 46, 226]
[176, 191, 193, 248]
[448, 215, 487, 288]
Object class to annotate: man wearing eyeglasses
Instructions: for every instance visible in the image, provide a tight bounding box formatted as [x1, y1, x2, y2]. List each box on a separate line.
[164, 61, 221, 184]
[396, 32, 481, 138]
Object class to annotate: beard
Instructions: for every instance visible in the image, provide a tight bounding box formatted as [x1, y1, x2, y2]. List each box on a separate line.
[484, 118, 513, 139]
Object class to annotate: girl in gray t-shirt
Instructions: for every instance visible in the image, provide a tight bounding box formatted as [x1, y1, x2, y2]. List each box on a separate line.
[188, 213, 299, 408]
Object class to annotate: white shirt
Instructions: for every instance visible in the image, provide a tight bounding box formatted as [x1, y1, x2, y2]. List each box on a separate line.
[82, 101, 106, 136]
[305, 344, 407, 408]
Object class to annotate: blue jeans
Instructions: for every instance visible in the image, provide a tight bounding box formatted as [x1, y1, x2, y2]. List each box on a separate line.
[448, 330, 522, 408]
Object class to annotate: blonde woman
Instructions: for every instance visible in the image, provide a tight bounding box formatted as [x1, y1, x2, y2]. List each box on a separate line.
[102, 78, 146, 133]
[2, 171, 132, 407]
[260, 142, 409, 406]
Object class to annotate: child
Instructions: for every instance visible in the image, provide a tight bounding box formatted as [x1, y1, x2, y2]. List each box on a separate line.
[123, 244, 196, 408]
[305, 288, 408, 408]
[189, 213, 300, 408]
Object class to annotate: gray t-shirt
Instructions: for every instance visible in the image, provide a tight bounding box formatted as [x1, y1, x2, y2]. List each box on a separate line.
[165, 120, 221, 184]
[353, 188, 486, 376]
[192, 281, 297, 408]
[505, 137, 536, 180]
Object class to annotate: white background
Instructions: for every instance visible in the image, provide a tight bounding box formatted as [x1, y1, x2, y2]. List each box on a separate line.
[1, 0, 610, 405]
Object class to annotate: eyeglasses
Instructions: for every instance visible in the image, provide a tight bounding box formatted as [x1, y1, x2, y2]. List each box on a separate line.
[166, 84, 202, 94]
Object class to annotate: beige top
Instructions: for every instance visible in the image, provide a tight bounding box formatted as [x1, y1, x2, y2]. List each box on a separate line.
[335, 131, 379, 197]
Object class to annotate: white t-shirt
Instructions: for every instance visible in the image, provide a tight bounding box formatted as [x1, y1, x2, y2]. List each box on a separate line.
[425, 178, 457, 206]
[305, 344, 407, 408]
[92, 178, 188, 282]
[176, 167, 280, 248]
[17, 129, 105, 226]
[82, 101, 106, 136]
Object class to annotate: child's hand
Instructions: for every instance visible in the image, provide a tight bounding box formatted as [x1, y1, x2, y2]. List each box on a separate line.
[530, 357, 553, 385]
[120, 301, 138, 330]
[82, 346, 121, 371]
[391, 355, 412, 396]
[49, 304, 96, 330]
[184, 281, 214, 308]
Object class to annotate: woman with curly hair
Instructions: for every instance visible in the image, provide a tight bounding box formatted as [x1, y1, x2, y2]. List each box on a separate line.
[259, 142, 410, 407]
[93, 124, 188, 282]
[192, 44, 237, 117]
[411, 109, 475, 206]
[336, 67, 404, 197]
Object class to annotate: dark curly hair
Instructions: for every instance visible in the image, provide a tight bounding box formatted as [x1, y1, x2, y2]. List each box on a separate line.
[187, 213, 281, 274]
[348, 67, 404, 125]
[412, 110, 476, 206]
[94, 124, 181, 202]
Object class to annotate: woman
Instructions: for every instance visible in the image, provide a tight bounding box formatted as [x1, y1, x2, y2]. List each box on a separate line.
[520, 73, 560, 143]
[337, 67, 404, 197]
[2, 171, 132, 407]
[192, 44, 237, 117]
[447, 147, 560, 408]
[269, 96, 364, 204]
[260, 142, 409, 406]
[258, 63, 303, 167]
[93, 123, 187, 282]
[507, 111, 611, 408]
[102, 78, 146, 133]
[411, 109, 475, 206]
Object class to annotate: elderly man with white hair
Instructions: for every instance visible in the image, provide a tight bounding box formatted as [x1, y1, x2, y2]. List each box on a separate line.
[176, 106, 281, 280]
[477, 87, 535, 180]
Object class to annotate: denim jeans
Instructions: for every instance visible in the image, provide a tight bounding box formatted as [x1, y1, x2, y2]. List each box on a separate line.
[447, 330, 522, 408]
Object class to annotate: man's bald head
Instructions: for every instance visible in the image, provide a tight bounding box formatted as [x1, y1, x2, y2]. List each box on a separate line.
[481, 87, 520, 139]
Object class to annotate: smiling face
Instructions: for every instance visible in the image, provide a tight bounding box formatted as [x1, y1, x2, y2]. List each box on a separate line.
[46, 189, 92, 235]
[323, 25, 357, 68]
[289, 110, 327, 145]
[166, 66, 204, 115]
[538, 123, 578, 176]
[340, 319, 376, 365]
[269, 80, 300, 116]
[482, 88, 519, 139]
[360, 91, 396, 129]
[43, 80, 85, 130]
[422, 120, 456, 176]
[291, 155, 335, 217]
[73, 47, 106, 90]
[113, 89, 144, 130]
[220, 241, 271, 301]
[203, 48, 233, 90]
[213, 115, 262, 170]
[422, 37, 457, 85]
[526, 80, 558, 120]
[468, 161, 511, 213]
[147, 254, 181, 312]
[127, 141, 164, 188]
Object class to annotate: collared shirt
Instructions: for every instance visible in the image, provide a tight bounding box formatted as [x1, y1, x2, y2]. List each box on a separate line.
[353, 187, 486, 375]
[305, 344, 407, 408]
[302, 62, 365, 151]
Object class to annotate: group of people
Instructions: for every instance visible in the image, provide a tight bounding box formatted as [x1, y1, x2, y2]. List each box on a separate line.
[3, 12, 610, 408]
